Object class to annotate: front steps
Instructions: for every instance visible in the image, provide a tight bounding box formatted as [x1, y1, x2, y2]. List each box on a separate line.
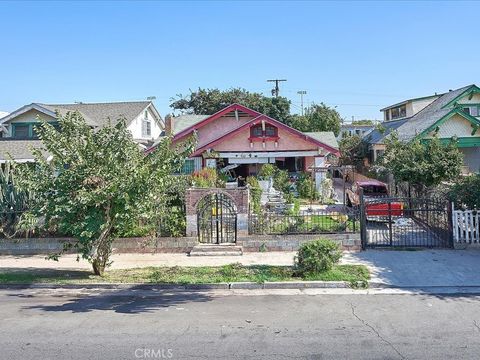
[189, 244, 243, 256]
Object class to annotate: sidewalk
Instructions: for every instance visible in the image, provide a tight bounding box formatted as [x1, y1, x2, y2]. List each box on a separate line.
[3, 249, 480, 288]
[0, 252, 297, 270]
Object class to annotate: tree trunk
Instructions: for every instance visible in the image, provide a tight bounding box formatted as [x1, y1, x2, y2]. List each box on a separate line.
[90, 203, 114, 276]
[91, 237, 112, 276]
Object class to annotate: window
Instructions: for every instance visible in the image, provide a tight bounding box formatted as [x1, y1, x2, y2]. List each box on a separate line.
[265, 125, 277, 137]
[142, 111, 151, 137]
[13, 124, 30, 138]
[462, 106, 479, 117]
[250, 123, 278, 138]
[385, 110, 391, 121]
[251, 125, 263, 137]
[180, 159, 195, 174]
[391, 105, 406, 120]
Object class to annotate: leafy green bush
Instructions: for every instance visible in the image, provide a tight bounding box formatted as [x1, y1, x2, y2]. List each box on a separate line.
[450, 174, 480, 209]
[297, 173, 317, 200]
[246, 176, 262, 214]
[191, 168, 219, 188]
[258, 163, 276, 179]
[273, 168, 291, 194]
[295, 239, 342, 276]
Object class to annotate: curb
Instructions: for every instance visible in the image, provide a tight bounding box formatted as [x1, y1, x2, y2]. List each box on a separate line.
[0, 281, 353, 291]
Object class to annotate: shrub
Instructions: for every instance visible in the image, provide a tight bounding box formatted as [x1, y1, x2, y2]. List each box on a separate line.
[191, 168, 218, 188]
[295, 239, 342, 276]
[273, 168, 291, 194]
[297, 173, 317, 200]
[450, 174, 480, 209]
[246, 176, 262, 214]
[258, 163, 276, 179]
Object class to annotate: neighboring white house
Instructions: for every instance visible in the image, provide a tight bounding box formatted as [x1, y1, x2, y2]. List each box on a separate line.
[337, 123, 376, 141]
[0, 101, 164, 162]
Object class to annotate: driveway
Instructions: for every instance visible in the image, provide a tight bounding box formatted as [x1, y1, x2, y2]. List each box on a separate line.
[344, 249, 480, 287]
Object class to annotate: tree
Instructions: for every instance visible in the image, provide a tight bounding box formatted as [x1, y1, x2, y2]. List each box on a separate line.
[338, 135, 367, 167]
[20, 112, 192, 275]
[287, 103, 342, 135]
[170, 87, 291, 123]
[381, 133, 463, 189]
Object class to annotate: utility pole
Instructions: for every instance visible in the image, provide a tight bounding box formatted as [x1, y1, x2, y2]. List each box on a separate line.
[297, 90, 307, 116]
[267, 79, 287, 97]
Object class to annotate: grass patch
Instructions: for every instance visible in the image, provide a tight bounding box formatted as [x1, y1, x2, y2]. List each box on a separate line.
[0, 264, 369, 286]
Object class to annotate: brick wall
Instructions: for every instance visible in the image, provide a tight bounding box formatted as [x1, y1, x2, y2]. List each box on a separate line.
[0, 234, 360, 255]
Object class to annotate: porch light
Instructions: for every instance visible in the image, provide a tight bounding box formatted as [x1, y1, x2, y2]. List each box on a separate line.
[262, 141, 266, 149]
[262, 120, 265, 131]
[274, 141, 278, 148]
[250, 141, 254, 148]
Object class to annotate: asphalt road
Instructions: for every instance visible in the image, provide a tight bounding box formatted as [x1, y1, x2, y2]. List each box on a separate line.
[1, 288, 480, 360]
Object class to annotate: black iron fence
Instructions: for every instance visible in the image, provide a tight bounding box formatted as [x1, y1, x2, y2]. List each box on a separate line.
[360, 195, 452, 248]
[248, 207, 359, 235]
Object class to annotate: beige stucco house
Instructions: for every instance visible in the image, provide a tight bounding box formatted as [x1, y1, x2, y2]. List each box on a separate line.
[0, 101, 164, 162]
[366, 84, 480, 173]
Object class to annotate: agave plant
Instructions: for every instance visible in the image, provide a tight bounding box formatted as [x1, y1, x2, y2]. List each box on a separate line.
[0, 162, 32, 237]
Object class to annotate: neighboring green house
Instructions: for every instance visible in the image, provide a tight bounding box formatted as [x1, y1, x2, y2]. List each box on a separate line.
[366, 84, 480, 173]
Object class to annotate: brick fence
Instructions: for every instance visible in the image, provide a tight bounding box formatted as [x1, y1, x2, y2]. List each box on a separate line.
[185, 187, 250, 237]
[0, 233, 360, 255]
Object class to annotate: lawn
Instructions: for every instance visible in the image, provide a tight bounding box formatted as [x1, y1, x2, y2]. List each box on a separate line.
[0, 264, 369, 287]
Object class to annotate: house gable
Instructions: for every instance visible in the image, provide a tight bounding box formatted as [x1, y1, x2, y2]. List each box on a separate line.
[419, 109, 480, 139]
[173, 104, 261, 143]
[442, 85, 480, 109]
[191, 115, 339, 157]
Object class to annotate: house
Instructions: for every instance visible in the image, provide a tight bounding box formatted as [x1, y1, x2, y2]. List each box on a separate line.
[148, 104, 339, 190]
[337, 122, 376, 141]
[366, 84, 480, 173]
[0, 101, 163, 162]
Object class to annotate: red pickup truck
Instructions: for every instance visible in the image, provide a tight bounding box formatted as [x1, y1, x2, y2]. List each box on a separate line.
[346, 180, 403, 219]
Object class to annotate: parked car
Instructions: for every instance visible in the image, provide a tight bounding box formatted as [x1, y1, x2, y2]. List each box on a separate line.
[346, 179, 403, 220]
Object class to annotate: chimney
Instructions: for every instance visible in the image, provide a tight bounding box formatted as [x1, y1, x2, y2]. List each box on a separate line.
[165, 114, 174, 135]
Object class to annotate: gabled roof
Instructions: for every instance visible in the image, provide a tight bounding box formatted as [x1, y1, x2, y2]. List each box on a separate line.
[173, 103, 261, 141]
[380, 94, 440, 112]
[303, 132, 339, 150]
[172, 114, 209, 135]
[366, 85, 480, 144]
[190, 113, 340, 157]
[1, 101, 162, 129]
[38, 101, 158, 128]
[0, 139, 46, 162]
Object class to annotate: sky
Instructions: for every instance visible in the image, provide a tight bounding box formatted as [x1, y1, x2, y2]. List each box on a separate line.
[0, 0, 479, 122]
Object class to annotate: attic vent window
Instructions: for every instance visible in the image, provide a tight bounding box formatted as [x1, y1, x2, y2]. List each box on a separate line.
[142, 110, 151, 137]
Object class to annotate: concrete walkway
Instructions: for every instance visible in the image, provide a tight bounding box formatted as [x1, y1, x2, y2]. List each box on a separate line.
[0, 252, 297, 270]
[2, 250, 480, 288]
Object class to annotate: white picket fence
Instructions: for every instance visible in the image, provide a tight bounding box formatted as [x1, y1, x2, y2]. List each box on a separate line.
[452, 203, 480, 244]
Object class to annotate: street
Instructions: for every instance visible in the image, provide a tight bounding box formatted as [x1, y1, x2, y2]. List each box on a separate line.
[1, 288, 479, 359]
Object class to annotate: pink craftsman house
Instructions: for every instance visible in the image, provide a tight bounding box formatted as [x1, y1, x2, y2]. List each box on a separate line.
[150, 104, 339, 189]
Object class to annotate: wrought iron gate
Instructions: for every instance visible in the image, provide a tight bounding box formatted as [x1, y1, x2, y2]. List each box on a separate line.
[197, 193, 237, 244]
[360, 196, 452, 248]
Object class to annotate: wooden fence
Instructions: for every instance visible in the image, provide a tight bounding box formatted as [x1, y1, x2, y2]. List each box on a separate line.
[452, 204, 480, 244]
